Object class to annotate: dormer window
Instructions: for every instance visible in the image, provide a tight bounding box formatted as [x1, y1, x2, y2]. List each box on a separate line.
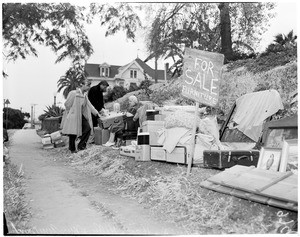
[99, 63, 110, 77]
[100, 67, 110, 77]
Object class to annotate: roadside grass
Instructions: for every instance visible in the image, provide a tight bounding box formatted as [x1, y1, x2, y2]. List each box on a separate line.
[49, 145, 297, 234]
[3, 162, 31, 234]
[3, 129, 32, 234]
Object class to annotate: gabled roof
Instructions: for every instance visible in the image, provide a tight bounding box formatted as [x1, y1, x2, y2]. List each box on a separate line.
[84, 63, 121, 78]
[135, 58, 165, 80]
[84, 58, 166, 80]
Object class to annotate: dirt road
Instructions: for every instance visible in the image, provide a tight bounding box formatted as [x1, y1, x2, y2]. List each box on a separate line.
[8, 129, 185, 235]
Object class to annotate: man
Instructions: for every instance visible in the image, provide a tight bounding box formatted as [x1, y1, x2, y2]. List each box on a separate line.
[88, 80, 109, 127]
[61, 80, 101, 153]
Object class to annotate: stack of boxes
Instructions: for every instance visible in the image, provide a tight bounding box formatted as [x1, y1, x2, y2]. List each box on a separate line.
[51, 131, 65, 148]
[119, 106, 191, 164]
[42, 134, 54, 149]
[41, 131, 65, 149]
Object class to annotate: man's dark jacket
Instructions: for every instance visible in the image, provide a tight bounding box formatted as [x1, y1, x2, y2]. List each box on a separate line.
[88, 83, 105, 127]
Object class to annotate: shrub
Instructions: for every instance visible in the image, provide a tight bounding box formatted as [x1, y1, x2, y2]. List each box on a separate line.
[3, 108, 28, 129]
[149, 80, 182, 106]
[38, 105, 64, 121]
[139, 79, 153, 97]
[105, 86, 128, 102]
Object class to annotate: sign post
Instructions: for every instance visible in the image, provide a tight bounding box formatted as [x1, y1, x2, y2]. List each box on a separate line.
[181, 48, 224, 175]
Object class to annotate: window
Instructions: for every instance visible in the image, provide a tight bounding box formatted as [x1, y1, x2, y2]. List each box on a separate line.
[101, 68, 105, 76]
[130, 70, 137, 78]
[105, 68, 109, 77]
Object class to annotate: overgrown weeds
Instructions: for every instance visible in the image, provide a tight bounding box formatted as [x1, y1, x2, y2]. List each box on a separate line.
[3, 162, 31, 234]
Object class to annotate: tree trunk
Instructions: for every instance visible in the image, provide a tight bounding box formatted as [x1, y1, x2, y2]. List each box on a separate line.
[218, 3, 234, 62]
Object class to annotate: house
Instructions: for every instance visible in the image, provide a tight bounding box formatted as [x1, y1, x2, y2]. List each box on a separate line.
[84, 57, 168, 88]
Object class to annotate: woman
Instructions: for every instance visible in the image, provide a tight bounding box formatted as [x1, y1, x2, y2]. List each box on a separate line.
[61, 80, 101, 153]
[103, 95, 140, 147]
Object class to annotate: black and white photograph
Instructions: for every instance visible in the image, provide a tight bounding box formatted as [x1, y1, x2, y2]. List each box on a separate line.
[2, 1, 298, 235]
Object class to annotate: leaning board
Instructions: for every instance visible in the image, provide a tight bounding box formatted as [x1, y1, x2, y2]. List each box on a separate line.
[200, 180, 297, 212]
[203, 165, 297, 211]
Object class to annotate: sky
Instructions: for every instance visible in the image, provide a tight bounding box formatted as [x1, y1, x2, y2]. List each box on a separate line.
[2, 1, 299, 120]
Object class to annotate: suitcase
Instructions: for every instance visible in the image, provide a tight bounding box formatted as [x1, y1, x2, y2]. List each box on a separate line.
[94, 127, 110, 145]
[166, 146, 187, 164]
[203, 150, 260, 169]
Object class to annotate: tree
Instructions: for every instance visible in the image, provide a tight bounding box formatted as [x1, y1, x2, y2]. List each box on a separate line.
[88, 3, 142, 42]
[2, 3, 93, 64]
[143, 2, 275, 74]
[57, 62, 87, 98]
[218, 3, 233, 61]
[144, 4, 186, 82]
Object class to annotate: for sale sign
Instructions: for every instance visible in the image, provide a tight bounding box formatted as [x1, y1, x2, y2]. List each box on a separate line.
[181, 48, 224, 107]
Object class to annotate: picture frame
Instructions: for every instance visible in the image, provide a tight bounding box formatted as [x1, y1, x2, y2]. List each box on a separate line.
[279, 139, 298, 173]
[257, 147, 282, 171]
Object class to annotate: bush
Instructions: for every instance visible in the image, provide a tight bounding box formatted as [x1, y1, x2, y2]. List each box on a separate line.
[105, 86, 128, 102]
[139, 80, 153, 97]
[38, 105, 64, 121]
[149, 80, 182, 106]
[3, 108, 28, 129]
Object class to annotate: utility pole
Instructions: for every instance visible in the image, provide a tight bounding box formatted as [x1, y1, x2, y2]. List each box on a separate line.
[30, 103, 37, 128]
[4, 99, 10, 129]
[53, 92, 57, 107]
[31, 104, 34, 128]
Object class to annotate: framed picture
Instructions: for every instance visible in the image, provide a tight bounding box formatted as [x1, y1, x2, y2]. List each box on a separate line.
[279, 139, 298, 173]
[257, 147, 282, 171]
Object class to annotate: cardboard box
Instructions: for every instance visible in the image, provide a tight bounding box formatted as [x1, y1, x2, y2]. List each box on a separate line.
[166, 146, 187, 164]
[42, 135, 52, 145]
[135, 145, 151, 161]
[154, 114, 166, 121]
[142, 121, 165, 146]
[94, 127, 110, 145]
[50, 131, 62, 142]
[150, 146, 166, 161]
[54, 139, 65, 148]
[99, 113, 124, 129]
[43, 143, 54, 149]
[120, 145, 136, 158]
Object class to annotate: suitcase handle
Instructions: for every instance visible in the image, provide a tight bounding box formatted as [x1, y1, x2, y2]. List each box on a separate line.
[228, 151, 253, 162]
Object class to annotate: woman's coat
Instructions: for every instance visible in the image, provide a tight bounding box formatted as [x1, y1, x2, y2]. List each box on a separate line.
[61, 89, 98, 137]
